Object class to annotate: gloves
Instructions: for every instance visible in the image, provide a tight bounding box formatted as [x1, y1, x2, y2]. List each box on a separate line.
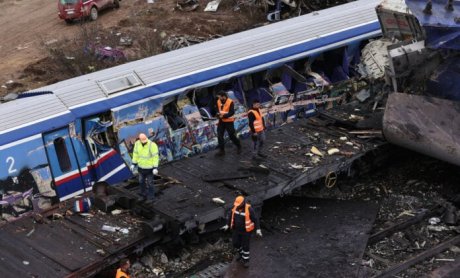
[152, 168, 158, 175]
[220, 225, 229, 231]
[130, 164, 136, 172]
[256, 229, 263, 237]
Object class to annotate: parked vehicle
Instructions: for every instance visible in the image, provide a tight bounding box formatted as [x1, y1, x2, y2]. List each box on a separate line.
[58, 0, 120, 24]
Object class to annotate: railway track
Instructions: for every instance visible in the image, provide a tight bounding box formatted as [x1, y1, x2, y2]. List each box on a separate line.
[362, 205, 460, 277]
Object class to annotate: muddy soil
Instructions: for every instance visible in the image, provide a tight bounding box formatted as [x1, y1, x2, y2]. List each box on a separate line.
[0, 0, 266, 97]
[0, 0, 354, 98]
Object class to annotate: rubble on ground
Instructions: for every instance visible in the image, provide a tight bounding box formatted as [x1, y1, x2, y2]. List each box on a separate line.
[162, 34, 222, 51]
[131, 237, 233, 277]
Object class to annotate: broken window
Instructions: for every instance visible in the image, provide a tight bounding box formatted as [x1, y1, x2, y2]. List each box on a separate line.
[85, 118, 114, 157]
[192, 88, 215, 121]
[191, 88, 213, 108]
[266, 67, 284, 84]
[164, 101, 186, 130]
[53, 137, 72, 173]
[241, 75, 254, 91]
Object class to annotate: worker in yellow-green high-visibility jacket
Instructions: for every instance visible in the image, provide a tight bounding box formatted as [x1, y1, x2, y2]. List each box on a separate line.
[131, 133, 159, 202]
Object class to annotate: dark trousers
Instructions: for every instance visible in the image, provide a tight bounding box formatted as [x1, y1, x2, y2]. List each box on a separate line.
[138, 169, 155, 200]
[251, 131, 265, 155]
[232, 231, 251, 262]
[217, 121, 241, 151]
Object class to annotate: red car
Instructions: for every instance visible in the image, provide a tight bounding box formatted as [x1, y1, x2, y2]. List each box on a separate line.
[58, 0, 120, 24]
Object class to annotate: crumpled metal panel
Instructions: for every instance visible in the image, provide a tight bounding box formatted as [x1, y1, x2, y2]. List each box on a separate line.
[383, 93, 460, 166]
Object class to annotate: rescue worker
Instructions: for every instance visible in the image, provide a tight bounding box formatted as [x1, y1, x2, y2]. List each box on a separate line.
[215, 91, 242, 156]
[247, 99, 267, 159]
[130, 133, 159, 202]
[115, 258, 131, 278]
[222, 196, 262, 267]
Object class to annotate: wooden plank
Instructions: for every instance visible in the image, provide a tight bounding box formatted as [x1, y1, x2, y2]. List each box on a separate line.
[349, 130, 382, 135]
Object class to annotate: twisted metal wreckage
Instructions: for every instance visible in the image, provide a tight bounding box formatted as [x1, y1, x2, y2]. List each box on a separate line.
[0, 0, 459, 276]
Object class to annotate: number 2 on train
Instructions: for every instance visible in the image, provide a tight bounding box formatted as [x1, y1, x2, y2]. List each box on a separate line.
[6, 156, 17, 174]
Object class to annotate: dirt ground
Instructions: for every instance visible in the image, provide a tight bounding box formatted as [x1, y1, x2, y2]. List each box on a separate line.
[0, 0, 266, 97]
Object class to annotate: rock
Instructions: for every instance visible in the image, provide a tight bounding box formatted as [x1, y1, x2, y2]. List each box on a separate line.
[356, 89, 370, 102]
[311, 146, 324, 157]
[213, 238, 224, 249]
[131, 262, 143, 271]
[180, 249, 191, 260]
[44, 39, 58, 46]
[212, 197, 225, 204]
[428, 217, 441, 225]
[119, 37, 133, 46]
[406, 180, 418, 186]
[427, 225, 449, 232]
[153, 267, 163, 276]
[111, 209, 122, 215]
[160, 252, 168, 264]
[327, 148, 340, 155]
[140, 254, 154, 269]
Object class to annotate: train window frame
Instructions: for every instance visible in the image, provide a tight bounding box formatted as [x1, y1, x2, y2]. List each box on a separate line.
[99, 73, 143, 95]
[53, 137, 72, 173]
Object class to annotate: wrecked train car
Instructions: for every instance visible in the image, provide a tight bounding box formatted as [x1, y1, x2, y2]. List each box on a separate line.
[371, 0, 460, 166]
[0, 0, 382, 221]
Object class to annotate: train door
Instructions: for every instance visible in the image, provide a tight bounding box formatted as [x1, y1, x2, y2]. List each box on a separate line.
[43, 127, 86, 201]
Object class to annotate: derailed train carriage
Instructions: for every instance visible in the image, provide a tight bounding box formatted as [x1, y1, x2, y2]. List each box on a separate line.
[376, 0, 460, 166]
[0, 0, 382, 221]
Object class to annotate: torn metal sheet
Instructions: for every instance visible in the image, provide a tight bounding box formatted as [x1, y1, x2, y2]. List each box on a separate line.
[359, 39, 392, 80]
[383, 93, 460, 166]
[376, 0, 424, 41]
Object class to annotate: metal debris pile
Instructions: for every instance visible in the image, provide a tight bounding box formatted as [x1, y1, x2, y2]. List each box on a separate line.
[162, 34, 223, 51]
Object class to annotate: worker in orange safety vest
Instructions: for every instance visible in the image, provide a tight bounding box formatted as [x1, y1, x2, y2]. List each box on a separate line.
[215, 91, 242, 156]
[115, 258, 131, 278]
[221, 196, 262, 268]
[247, 99, 267, 160]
